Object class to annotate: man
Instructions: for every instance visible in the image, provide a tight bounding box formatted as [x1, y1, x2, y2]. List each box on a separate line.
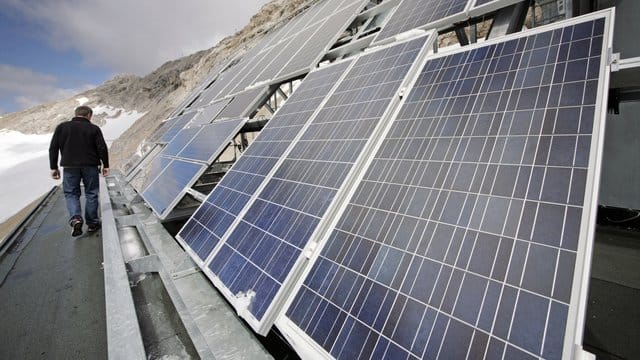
[49, 105, 110, 236]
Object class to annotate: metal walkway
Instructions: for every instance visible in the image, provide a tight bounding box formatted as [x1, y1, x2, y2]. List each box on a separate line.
[0, 187, 107, 359]
[0, 174, 274, 360]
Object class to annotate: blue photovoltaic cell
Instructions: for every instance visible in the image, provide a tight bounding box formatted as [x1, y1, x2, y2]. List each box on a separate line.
[287, 17, 606, 360]
[141, 118, 246, 217]
[133, 155, 173, 193]
[375, 0, 469, 43]
[207, 36, 428, 324]
[161, 126, 202, 157]
[178, 59, 354, 263]
[142, 159, 205, 216]
[177, 118, 247, 163]
[158, 111, 199, 143]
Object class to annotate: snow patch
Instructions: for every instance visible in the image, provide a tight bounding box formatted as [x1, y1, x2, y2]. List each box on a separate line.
[0, 106, 144, 222]
[76, 97, 89, 105]
[0, 130, 53, 171]
[93, 105, 146, 143]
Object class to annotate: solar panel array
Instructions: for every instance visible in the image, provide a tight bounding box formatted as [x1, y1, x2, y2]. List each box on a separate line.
[375, 0, 471, 44]
[178, 59, 355, 264]
[281, 14, 609, 360]
[129, 1, 611, 358]
[142, 159, 206, 216]
[129, 0, 370, 195]
[218, 0, 368, 97]
[140, 117, 250, 218]
[178, 118, 247, 163]
[130, 155, 173, 194]
[179, 35, 434, 334]
[172, 58, 238, 115]
[147, 111, 198, 144]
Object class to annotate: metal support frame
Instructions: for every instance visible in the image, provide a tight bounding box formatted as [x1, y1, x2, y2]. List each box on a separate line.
[100, 176, 146, 359]
[239, 119, 270, 133]
[486, 0, 531, 39]
[455, 26, 470, 46]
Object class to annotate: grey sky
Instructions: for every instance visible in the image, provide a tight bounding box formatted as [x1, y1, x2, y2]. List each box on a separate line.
[8, 0, 272, 75]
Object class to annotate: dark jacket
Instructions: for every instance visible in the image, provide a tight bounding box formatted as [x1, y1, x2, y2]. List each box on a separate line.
[49, 117, 109, 169]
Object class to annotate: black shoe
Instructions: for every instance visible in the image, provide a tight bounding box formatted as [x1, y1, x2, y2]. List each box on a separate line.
[71, 218, 83, 237]
[87, 223, 101, 233]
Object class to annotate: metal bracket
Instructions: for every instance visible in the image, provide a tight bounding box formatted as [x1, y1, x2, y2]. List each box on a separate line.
[610, 51, 620, 72]
[573, 345, 595, 360]
[171, 266, 202, 280]
[303, 241, 318, 259]
[185, 188, 207, 202]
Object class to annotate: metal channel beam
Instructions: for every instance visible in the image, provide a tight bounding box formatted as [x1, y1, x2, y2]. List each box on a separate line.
[100, 176, 146, 360]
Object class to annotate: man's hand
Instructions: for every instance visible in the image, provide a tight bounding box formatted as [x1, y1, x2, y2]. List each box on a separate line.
[102, 168, 110, 177]
[51, 169, 60, 180]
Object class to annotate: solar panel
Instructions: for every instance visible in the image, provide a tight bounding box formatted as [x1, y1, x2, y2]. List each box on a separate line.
[227, 0, 367, 95]
[158, 111, 199, 143]
[161, 126, 202, 157]
[190, 83, 225, 109]
[276, 2, 365, 81]
[375, 0, 471, 44]
[194, 56, 250, 107]
[215, 87, 268, 120]
[146, 119, 174, 144]
[243, 27, 319, 90]
[200, 35, 434, 334]
[140, 117, 250, 218]
[273, 0, 339, 40]
[469, 0, 529, 18]
[280, 12, 611, 360]
[178, 58, 355, 264]
[177, 118, 248, 163]
[312, 0, 360, 25]
[205, 30, 285, 102]
[221, 47, 279, 96]
[172, 58, 237, 116]
[190, 98, 231, 126]
[142, 158, 206, 218]
[131, 155, 172, 193]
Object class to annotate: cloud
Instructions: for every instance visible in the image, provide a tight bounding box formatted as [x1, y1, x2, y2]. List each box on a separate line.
[0, 64, 94, 110]
[4, 0, 271, 76]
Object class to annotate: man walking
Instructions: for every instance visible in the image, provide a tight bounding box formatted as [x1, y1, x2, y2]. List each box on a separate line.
[49, 105, 109, 236]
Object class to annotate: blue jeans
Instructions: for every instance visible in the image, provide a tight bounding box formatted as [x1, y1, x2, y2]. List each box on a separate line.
[62, 167, 100, 225]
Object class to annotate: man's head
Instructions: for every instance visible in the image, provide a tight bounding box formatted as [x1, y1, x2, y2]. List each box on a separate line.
[75, 105, 93, 119]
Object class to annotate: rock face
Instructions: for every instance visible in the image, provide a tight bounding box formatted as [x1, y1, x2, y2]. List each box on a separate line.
[0, 0, 317, 169]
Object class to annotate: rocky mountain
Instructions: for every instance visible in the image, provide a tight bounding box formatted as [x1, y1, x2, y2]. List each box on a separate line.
[0, 0, 317, 170]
